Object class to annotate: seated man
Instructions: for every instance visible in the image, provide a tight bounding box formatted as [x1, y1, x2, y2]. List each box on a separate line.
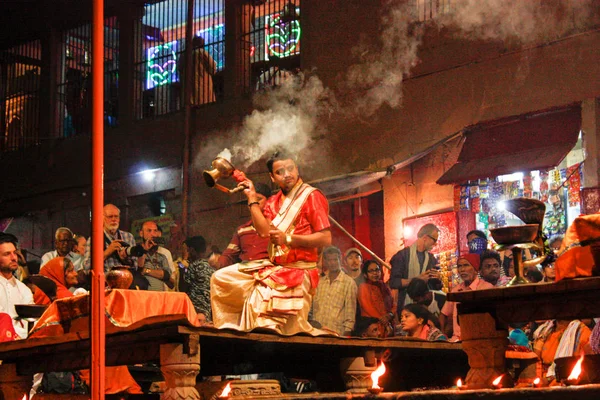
[405, 277, 446, 320]
[479, 250, 510, 287]
[218, 183, 272, 268]
[41, 227, 83, 271]
[0, 233, 34, 339]
[440, 254, 494, 341]
[211, 151, 331, 335]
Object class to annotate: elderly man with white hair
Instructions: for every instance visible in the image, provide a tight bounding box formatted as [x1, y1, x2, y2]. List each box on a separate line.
[83, 203, 137, 272]
[41, 227, 83, 271]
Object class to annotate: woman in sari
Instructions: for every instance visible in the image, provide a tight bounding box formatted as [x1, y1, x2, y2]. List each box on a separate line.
[357, 260, 395, 337]
[34, 257, 142, 395]
[400, 303, 447, 341]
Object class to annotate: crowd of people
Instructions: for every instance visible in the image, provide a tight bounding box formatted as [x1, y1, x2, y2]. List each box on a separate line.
[1, 151, 598, 394]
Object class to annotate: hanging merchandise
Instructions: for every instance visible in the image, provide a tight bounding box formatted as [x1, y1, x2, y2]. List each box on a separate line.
[479, 179, 489, 199]
[567, 165, 581, 207]
[523, 172, 533, 198]
[539, 170, 549, 203]
[459, 185, 470, 211]
[552, 169, 561, 185]
[469, 183, 480, 213]
[453, 185, 461, 212]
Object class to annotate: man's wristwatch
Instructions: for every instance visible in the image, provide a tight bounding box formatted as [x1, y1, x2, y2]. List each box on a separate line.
[285, 234, 292, 246]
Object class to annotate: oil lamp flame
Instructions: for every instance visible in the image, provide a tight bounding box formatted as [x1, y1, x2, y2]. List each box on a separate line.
[456, 378, 463, 388]
[533, 377, 540, 385]
[219, 382, 232, 398]
[567, 354, 584, 381]
[21, 395, 27, 400]
[492, 374, 503, 387]
[370, 362, 386, 389]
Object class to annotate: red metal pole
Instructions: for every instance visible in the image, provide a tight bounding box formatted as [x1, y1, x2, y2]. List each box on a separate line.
[91, 0, 106, 397]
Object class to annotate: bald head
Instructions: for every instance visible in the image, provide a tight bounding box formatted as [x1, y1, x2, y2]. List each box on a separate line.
[103, 204, 121, 234]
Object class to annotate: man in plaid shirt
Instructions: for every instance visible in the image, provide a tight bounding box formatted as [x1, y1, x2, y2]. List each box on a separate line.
[312, 246, 357, 336]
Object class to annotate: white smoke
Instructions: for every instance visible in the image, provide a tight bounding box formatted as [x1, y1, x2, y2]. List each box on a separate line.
[230, 72, 335, 169]
[443, 0, 596, 43]
[345, 1, 422, 117]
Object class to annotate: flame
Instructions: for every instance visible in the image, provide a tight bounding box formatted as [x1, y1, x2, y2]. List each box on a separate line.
[492, 375, 503, 386]
[533, 377, 541, 385]
[21, 395, 27, 400]
[370, 362, 386, 389]
[219, 383, 232, 398]
[567, 354, 584, 381]
[456, 378, 463, 388]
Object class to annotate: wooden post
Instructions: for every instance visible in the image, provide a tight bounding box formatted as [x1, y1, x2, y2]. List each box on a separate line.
[160, 337, 201, 400]
[460, 312, 508, 389]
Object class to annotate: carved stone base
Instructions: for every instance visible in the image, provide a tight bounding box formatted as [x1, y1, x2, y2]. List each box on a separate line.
[0, 363, 31, 400]
[160, 342, 201, 400]
[460, 313, 508, 389]
[197, 379, 281, 400]
[339, 357, 378, 392]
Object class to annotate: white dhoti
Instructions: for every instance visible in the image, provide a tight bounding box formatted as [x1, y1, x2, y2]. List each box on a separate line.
[210, 263, 330, 336]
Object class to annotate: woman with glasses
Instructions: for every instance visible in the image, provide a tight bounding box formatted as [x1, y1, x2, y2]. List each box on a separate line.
[356, 260, 395, 337]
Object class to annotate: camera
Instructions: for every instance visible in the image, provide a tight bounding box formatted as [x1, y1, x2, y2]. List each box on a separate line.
[124, 243, 146, 257]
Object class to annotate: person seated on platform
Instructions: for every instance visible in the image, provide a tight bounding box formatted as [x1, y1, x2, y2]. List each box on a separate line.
[41, 227, 83, 272]
[533, 319, 591, 384]
[32, 256, 142, 396]
[343, 247, 363, 283]
[181, 235, 214, 324]
[467, 229, 488, 255]
[405, 277, 446, 320]
[508, 322, 531, 349]
[33, 257, 80, 304]
[352, 316, 391, 338]
[313, 246, 358, 336]
[136, 221, 174, 291]
[480, 250, 510, 287]
[72, 234, 87, 256]
[0, 232, 34, 340]
[211, 150, 332, 335]
[399, 303, 447, 341]
[357, 259, 394, 333]
[218, 183, 272, 269]
[440, 254, 494, 342]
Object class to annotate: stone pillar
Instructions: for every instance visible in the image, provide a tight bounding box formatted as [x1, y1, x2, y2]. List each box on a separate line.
[117, 1, 145, 124]
[160, 340, 201, 400]
[339, 353, 378, 393]
[224, 0, 253, 98]
[0, 363, 32, 399]
[460, 312, 508, 389]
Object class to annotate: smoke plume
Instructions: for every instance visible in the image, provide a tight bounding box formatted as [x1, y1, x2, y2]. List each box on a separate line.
[345, 1, 422, 117]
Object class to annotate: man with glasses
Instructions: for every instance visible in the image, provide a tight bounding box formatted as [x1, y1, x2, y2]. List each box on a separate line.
[41, 227, 83, 271]
[83, 204, 136, 272]
[389, 223, 441, 313]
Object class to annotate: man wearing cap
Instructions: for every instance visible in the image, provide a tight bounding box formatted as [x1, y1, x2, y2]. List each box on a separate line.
[440, 253, 494, 342]
[218, 183, 272, 268]
[343, 247, 363, 284]
[389, 223, 440, 313]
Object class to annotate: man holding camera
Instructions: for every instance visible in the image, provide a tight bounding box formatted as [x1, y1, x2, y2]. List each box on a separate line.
[389, 223, 441, 314]
[83, 204, 137, 272]
[136, 221, 174, 291]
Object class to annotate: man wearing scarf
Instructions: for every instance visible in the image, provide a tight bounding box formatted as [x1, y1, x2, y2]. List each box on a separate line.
[211, 151, 331, 335]
[440, 253, 494, 342]
[389, 224, 440, 314]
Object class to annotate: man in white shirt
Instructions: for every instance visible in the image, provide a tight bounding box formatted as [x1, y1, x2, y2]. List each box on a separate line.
[0, 233, 34, 339]
[41, 227, 83, 271]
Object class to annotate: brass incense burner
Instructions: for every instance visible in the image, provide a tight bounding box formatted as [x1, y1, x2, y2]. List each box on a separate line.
[491, 198, 546, 286]
[202, 157, 246, 195]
